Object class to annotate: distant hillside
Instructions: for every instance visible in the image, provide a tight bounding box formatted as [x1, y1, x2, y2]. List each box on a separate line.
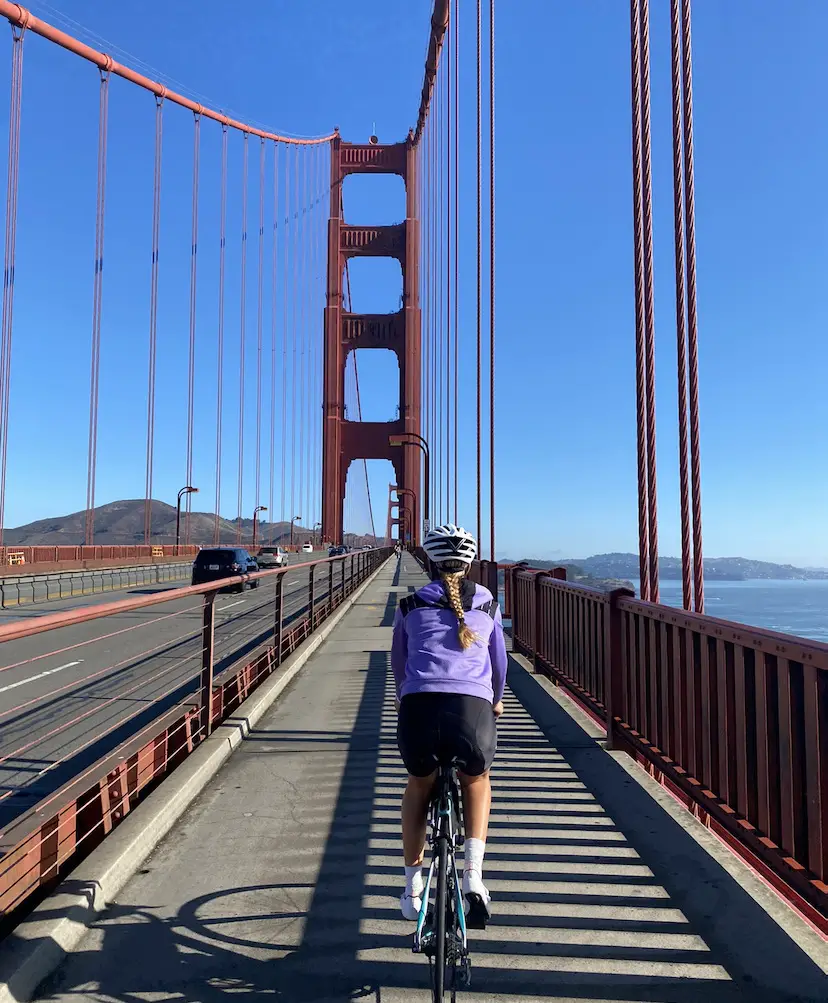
[533, 553, 828, 582]
[499, 559, 634, 592]
[3, 499, 383, 548]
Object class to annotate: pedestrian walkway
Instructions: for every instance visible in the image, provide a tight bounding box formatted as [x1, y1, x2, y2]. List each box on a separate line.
[32, 556, 828, 1002]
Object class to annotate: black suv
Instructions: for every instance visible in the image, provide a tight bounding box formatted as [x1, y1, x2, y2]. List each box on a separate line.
[192, 548, 259, 592]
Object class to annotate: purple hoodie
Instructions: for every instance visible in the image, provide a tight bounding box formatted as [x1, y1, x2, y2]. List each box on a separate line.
[391, 579, 508, 704]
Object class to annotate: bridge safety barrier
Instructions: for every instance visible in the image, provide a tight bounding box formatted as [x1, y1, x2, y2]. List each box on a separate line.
[0, 548, 392, 924]
[508, 566, 828, 922]
[0, 561, 192, 608]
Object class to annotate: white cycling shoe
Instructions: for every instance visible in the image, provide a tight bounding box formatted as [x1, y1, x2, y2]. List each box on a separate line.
[400, 881, 424, 922]
[463, 869, 491, 930]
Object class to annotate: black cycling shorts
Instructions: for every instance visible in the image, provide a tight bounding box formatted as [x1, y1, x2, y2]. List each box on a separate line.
[397, 692, 497, 778]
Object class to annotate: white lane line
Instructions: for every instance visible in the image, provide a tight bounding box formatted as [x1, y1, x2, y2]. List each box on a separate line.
[221, 599, 246, 610]
[0, 660, 84, 695]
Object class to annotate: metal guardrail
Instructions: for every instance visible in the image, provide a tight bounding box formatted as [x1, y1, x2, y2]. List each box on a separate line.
[507, 565, 828, 921]
[0, 547, 392, 922]
[0, 544, 199, 566]
[0, 561, 192, 608]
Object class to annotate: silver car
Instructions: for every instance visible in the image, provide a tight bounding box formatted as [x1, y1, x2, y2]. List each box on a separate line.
[256, 546, 287, 569]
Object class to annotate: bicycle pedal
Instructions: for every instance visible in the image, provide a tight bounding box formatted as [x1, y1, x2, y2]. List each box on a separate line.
[464, 893, 490, 931]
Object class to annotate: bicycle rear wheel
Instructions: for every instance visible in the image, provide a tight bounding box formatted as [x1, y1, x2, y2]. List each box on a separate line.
[431, 838, 448, 1002]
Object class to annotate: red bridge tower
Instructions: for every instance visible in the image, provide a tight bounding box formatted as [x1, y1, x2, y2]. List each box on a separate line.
[322, 134, 422, 545]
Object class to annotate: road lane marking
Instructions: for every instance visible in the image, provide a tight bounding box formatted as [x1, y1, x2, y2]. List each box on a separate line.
[221, 599, 246, 610]
[0, 660, 84, 695]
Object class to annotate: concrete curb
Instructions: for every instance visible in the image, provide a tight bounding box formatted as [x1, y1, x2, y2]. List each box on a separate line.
[0, 557, 392, 1003]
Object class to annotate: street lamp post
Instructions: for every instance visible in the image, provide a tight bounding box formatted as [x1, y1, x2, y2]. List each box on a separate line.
[252, 506, 268, 547]
[388, 433, 430, 535]
[290, 515, 302, 548]
[175, 486, 199, 555]
[314, 522, 322, 546]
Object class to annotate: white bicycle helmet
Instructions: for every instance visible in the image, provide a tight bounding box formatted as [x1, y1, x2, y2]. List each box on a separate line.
[422, 523, 477, 567]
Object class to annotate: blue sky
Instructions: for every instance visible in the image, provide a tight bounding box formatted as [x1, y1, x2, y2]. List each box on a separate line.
[2, 1, 826, 565]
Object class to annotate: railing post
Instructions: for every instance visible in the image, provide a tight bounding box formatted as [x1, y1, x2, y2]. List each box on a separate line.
[605, 588, 633, 750]
[308, 564, 316, 632]
[274, 572, 284, 666]
[328, 559, 334, 612]
[200, 593, 216, 738]
[533, 572, 545, 671]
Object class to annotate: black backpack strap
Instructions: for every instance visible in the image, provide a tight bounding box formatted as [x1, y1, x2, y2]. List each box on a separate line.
[399, 594, 435, 617]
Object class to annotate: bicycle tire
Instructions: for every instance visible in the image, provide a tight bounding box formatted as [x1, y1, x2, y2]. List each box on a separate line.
[432, 837, 448, 1002]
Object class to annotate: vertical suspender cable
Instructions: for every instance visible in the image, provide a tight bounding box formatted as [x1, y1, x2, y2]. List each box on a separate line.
[669, 0, 692, 611]
[445, 16, 452, 525]
[290, 145, 298, 532]
[681, 0, 705, 613]
[639, 0, 660, 602]
[269, 141, 278, 543]
[255, 138, 265, 514]
[185, 111, 200, 545]
[432, 96, 438, 526]
[297, 149, 306, 535]
[303, 149, 313, 531]
[85, 67, 110, 547]
[144, 96, 162, 545]
[281, 144, 289, 529]
[453, 0, 460, 525]
[488, 0, 496, 562]
[214, 125, 228, 544]
[475, 0, 482, 549]
[629, 0, 650, 601]
[0, 23, 24, 552]
[423, 111, 431, 528]
[237, 133, 248, 543]
[437, 57, 444, 525]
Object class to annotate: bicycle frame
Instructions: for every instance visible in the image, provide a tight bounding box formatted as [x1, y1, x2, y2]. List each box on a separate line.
[412, 765, 469, 981]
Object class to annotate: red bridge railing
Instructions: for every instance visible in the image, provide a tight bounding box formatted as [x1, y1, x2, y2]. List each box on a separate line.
[508, 566, 828, 922]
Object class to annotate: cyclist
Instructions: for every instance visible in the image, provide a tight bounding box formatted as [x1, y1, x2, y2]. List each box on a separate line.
[391, 523, 507, 928]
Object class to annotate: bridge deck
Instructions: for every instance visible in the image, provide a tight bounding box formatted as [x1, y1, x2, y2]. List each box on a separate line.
[34, 557, 828, 1002]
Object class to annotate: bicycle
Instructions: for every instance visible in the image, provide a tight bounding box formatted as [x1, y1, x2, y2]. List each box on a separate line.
[412, 760, 478, 1002]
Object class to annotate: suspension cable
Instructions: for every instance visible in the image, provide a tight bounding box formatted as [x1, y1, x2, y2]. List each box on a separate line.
[269, 140, 278, 544]
[255, 138, 265, 514]
[629, 0, 651, 601]
[639, 0, 660, 602]
[85, 67, 110, 547]
[488, 0, 496, 562]
[475, 0, 482, 549]
[236, 132, 249, 543]
[214, 124, 228, 545]
[681, 0, 705, 613]
[669, 0, 692, 611]
[184, 111, 200, 545]
[453, 0, 460, 524]
[0, 23, 24, 552]
[144, 95, 162, 545]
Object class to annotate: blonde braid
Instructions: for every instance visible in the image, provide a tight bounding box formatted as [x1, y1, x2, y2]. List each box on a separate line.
[440, 570, 478, 649]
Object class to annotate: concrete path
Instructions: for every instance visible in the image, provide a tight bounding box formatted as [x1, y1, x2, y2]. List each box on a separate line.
[32, 556, 828, 1002]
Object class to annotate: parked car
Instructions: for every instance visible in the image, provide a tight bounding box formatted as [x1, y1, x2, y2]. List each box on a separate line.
[191, 547, 259, 592]
[256, 546, 287, 569]
[301, 542, 314, 554]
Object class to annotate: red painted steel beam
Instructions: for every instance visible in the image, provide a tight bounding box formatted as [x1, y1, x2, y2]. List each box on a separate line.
[0, 2, 334, 145]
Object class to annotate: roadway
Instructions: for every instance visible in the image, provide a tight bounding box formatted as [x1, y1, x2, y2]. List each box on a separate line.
[0, 553, 331, 831]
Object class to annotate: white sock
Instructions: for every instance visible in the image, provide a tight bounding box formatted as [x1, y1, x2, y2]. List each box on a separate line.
[405, 864, 423, 894]
[464, 837, 486, 876]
